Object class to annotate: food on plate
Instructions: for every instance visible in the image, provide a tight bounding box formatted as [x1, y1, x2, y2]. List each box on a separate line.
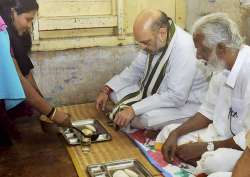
[84, 124, 96, 132]
[81, 124, 97, 136]
[113, 170, 129, 177]
[124, 169, 139, 177]
[113, 169, 138, 177]
[81, 128, 93, 136]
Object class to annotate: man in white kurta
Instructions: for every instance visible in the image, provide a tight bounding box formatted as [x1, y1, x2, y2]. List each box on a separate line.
[96, 9, 209, 130]
[157, 13, 250, 176]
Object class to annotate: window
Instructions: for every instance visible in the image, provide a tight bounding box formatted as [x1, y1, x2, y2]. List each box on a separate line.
[32, 0, 185, 51]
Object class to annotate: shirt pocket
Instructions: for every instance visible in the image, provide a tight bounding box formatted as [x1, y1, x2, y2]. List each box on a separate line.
[231, 97, 246, 118]
[231, 97, 246, 133]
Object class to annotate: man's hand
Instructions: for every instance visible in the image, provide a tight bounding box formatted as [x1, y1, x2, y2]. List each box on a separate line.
[161, 130, 178, 163]
[96, 86, 112, 112]
[114, 106, 135, 128]
[96, 91, 109, 112]
[176, 142, 207, 166]
[53, 111, 72, 127]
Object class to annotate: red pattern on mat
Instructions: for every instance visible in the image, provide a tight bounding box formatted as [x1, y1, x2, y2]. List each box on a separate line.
[129, 130, 147, 143]
[129, 130, 169, 166]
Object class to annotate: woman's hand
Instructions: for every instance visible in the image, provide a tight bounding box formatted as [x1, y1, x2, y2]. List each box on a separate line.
[53, 111, 72, 127]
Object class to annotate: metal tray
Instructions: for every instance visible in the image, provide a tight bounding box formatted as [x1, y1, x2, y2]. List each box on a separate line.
[87, 159, 153, 177]
[59, 119, 112, 145]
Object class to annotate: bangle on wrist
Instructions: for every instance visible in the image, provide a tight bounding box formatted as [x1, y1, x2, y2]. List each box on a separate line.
[46, 107, 55, 118]
[46, 107, 57, 120]
[50, 108, 57, 121]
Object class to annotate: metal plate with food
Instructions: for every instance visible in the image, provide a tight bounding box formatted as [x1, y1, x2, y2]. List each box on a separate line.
[59, 119, 112, 145]
[87, 159, 154, 177]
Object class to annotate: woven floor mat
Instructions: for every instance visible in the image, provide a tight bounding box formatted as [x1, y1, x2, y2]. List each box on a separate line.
[58, 103, 161, 177]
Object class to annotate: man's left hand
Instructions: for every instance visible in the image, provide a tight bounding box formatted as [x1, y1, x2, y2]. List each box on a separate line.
[114, 106, 135, 128]
[176, 142, 207, 166]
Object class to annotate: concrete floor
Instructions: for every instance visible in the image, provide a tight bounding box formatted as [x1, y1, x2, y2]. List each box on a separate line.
[0, 117, 77, 177]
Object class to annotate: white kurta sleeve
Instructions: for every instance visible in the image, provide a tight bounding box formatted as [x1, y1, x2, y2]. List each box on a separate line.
[233, 130, 247, 150]
[132, 46, 199, 115]
[233, 64, 250, 150]
[235, 73, 250, 150]
[246, 131, 250, 148]
[198, 74, 221, 120]
[243, 74, 250, 130]
[106, 51, 147, 92]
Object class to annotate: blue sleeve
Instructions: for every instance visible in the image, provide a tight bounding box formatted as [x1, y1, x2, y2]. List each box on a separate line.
[0, 30, 25, 110]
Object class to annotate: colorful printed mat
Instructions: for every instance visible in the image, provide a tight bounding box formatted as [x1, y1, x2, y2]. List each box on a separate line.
[128, 130, 197, 177]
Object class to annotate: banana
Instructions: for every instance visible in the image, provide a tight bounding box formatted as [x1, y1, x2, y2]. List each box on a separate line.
[84, 125, 96, 132]
[81, 128, 93, 136]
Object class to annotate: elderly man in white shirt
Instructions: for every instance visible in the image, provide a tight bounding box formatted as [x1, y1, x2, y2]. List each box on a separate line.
[95, 9, 209, 130]
[156, 13, 250, 177]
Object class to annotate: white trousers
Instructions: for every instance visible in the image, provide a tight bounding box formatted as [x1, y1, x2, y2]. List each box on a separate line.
[156, 123, 243, 175]
[110, 88, 199, 130]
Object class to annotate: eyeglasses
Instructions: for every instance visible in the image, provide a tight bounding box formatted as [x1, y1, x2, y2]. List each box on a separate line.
[228, 107, 238, 136]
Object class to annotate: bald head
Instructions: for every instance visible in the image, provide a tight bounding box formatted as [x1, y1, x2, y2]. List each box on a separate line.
[134, 9, 162, 32]
[133, 9, 170, 54]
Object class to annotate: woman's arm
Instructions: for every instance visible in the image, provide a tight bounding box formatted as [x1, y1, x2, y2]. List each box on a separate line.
[26, 71, 43, 97]
[13, 58, 71, 127]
